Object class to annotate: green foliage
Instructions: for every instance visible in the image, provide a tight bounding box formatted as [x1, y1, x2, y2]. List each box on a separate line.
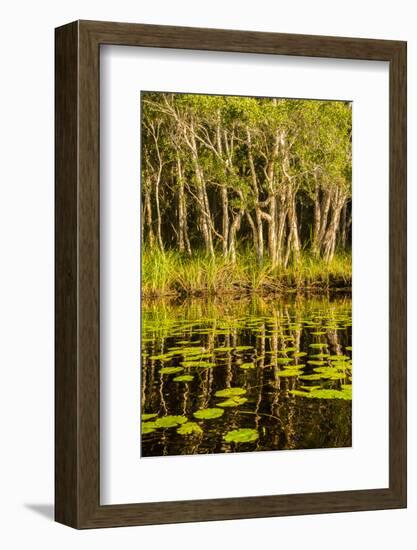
[154, 415, 188, 428]
[177, 422, 203, 435]
[217, 396, 248, 407]
[193, 408, 224, 420]
[159, 366, 184, 375]
[142, 413, 157, 421]
[224, 429, 259, 443]
[142, 421, 157, 434]
[173, 374, 194, 382]
[289, 387, 352, 400]
[215, 387, 247, 397]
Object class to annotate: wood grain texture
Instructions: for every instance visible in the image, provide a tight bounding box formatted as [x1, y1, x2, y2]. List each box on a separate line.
[55, 20, 407, 529]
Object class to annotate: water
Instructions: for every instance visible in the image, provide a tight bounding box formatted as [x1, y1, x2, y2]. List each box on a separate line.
[141, 294, 352, 457]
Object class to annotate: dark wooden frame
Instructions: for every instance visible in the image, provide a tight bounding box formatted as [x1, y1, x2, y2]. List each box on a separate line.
[55, 20, 407, 529]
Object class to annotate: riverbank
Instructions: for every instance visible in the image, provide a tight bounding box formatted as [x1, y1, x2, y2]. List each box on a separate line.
[142, 249, 352, 298]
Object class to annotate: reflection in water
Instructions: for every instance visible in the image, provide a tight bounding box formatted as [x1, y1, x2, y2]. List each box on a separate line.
[141, 294, 352, 457]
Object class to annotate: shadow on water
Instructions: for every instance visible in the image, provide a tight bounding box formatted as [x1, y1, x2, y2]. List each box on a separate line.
[141, 293, 352, 457]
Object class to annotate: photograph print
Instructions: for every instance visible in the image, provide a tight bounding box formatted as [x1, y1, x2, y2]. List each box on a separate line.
[140, 91, 352, 457]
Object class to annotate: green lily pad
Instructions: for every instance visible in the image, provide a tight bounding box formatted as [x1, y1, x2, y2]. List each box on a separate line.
[217, 396, 248, 407]
[159, 366, 184, 375]
[173, 374, 194, 382]
[142, 421, 157, 434]
[345, 346, 352, 351]
[309, 343, 328, 349]
[276, 358, 293, 365]
[214, 347, 235, 352]
[293, 351, 307, 357]
[277, 369, 303, 377]
[215, 387, 247, 397]
[224, 428, 259, 443]
[278, 347, 297, 353]
[177, 422, 203, 435]
[240, 362, 256, 370]
[193, 408, 224, 420]
[142, 413, 157, 421]
[234, 346, 254, 351]
[181, 361, 217, 368]
[290, 388, 352, 400]
[154, 415, 188, 428]
[307, 360, 326, 366]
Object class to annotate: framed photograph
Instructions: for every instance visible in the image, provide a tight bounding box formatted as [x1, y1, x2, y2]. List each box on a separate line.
[55, 20, 406, 528]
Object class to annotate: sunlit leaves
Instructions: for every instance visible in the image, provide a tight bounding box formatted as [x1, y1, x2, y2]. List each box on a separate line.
[224, 429, 259, 443]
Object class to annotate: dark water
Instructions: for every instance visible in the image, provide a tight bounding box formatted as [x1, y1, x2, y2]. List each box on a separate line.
[141, 294, 352, 457]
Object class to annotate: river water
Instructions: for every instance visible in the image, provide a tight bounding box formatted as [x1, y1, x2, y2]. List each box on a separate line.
[141, 294, 352, 457]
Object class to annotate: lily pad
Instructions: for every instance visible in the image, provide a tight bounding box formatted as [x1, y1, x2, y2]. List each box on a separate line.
[277, 369, 303, 377]
[177, 422, 203, 435]
[193, 408, 224, 420]
[224, 428, 259, 443]
[159, 366, 184, 375]
[290, 388, 352, 400]
[217, 396, 248, 407]
[293, 351, 307, 357]
[276, 358, 293, 365]
[173, 374, 194, 382]
[142, 413, 157, 421]
[181, 361, 217, 368]
[240, 362, 256, 370]
[154, 415, 188, 428]
[309, 343, 328, 349]
[142, 421, 157, 434]
[215, 387, 247, 397]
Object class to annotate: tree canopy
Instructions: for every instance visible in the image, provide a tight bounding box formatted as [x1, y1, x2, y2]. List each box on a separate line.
[141, 92, 352, 266]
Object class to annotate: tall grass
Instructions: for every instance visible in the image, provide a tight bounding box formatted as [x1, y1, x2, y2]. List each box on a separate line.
[141, 247, 352, 297]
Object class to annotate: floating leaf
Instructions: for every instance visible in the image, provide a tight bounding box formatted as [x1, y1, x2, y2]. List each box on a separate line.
[235, 346, 254, 351]
[214, 346, 235, 352]
[215, 387, 247, 397]
[224, 428, 259, 443]
[290, 388, 352, 400]
[277, 369, 303, 377]
[154, 415, 188, 428]
[345, 346, 353, 351]
[181, 361, 217, 368]
[276, 358, 293, 365]
[173, 374, 194, 382]
[193, 408, 224, 420]
[142, 413, 157, 421]
[150, 354, 172, 361]
[177, 422, 203, 435]
[240, 362, 256, 370]
[309, 343, 328, 349]
[142, 421, 157, 434]
[217, 396, 248, 407]
[293, 351, 307, 357]
[159, 366, 184, 375]
[307, 360, 326, 366]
